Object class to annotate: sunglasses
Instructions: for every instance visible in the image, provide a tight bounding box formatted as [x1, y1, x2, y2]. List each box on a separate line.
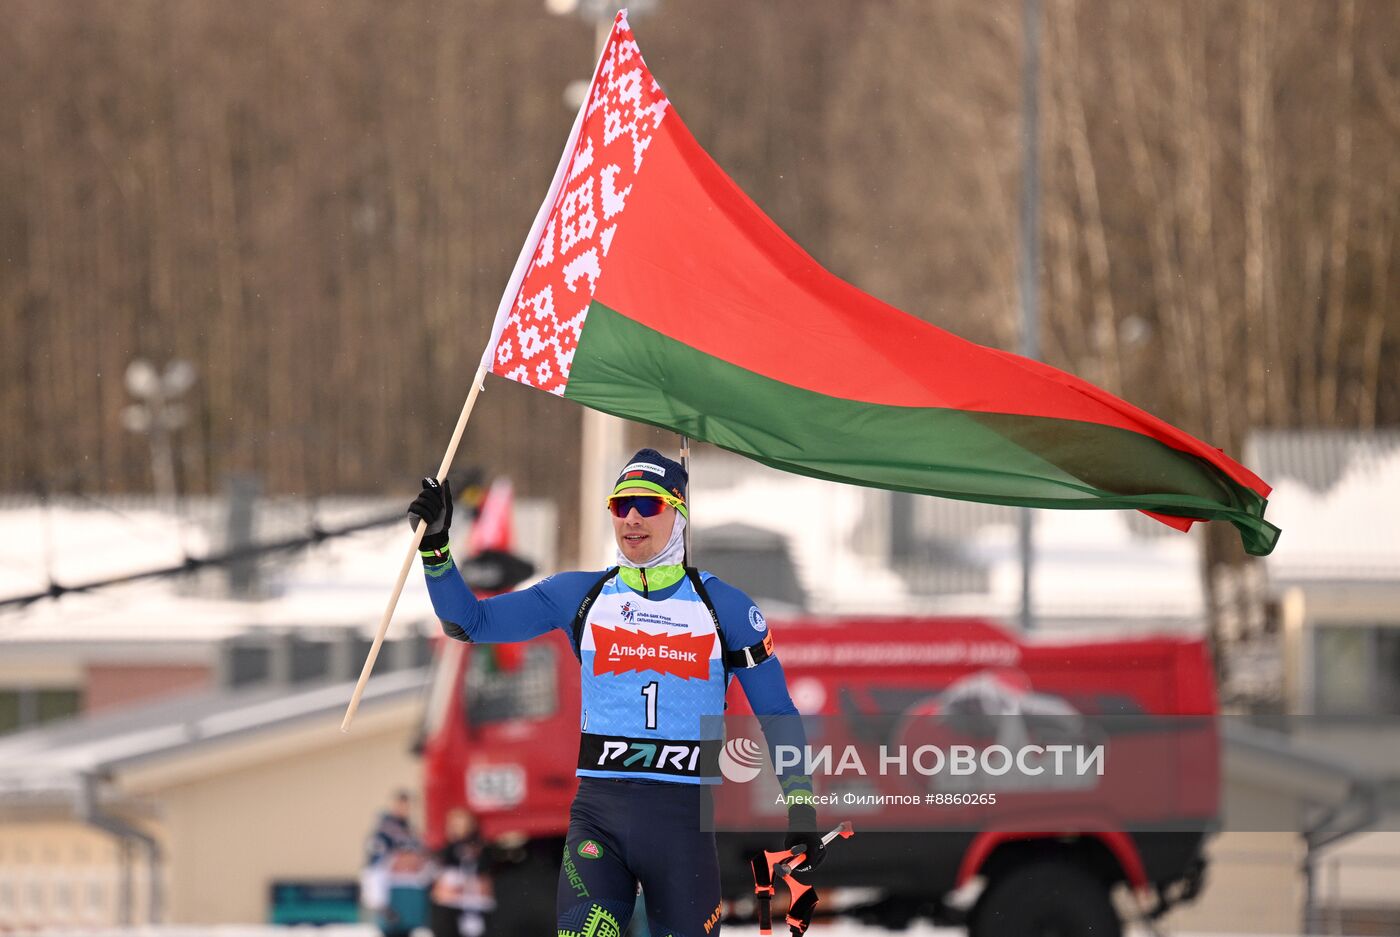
[607, 494, 684, 518]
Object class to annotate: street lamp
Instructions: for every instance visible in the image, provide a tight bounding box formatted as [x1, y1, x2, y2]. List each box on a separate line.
[545, 0, 657, 24]
[122, 359, 195, 511]
[1017, 0, 1041, 632]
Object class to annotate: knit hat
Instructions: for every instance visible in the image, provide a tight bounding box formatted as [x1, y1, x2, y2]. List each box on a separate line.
[612, 448, 688, 518]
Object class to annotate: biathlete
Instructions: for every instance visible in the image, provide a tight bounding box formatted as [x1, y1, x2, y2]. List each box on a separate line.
[408, 448, 822, 937]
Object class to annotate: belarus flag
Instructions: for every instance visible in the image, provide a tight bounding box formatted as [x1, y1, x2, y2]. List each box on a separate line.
[481, 11, 1280, 556]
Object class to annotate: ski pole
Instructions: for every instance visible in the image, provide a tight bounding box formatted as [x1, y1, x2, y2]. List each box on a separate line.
[752, 821, 854, 936]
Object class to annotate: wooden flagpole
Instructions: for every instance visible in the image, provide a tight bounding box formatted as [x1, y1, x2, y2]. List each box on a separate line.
[341, 363, 488, 732]
[339, 0, 616, 734]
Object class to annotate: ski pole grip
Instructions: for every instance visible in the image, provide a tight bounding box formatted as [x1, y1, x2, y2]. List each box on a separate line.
[776, 844, 803, 879]
[820, 820, 855, 846]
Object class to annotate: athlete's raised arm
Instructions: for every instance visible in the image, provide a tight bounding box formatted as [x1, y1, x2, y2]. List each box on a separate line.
[407, 477, 597, 644]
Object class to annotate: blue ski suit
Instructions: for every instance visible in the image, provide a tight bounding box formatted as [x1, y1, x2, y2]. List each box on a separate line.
[422, 557, 812, 937]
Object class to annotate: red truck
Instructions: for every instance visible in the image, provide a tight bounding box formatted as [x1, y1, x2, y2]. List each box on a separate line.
[418, 616, 1216, 936]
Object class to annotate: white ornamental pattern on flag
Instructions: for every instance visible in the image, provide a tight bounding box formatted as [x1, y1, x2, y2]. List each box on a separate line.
[492, 14, 669, 395]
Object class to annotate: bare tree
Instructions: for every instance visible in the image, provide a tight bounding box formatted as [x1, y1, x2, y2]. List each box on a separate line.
[0, 0, 1395, 566]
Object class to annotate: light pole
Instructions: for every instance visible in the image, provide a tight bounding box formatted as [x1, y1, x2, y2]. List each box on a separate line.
[546, 0, 658, 567]
[1017, 0, 1041, 632]
[122, 358, 195, 513]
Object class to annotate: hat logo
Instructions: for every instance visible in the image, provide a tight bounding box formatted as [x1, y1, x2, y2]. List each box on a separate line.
[622, 461, 667, 477]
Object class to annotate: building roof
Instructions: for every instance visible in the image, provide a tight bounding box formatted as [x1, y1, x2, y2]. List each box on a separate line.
[0, 667, 429, 806]
[0, 494, 554, 648]
[1224, 719, 1400, 844]
[1247, 431, 1400, 494]
[1246, 430, 1400, 584]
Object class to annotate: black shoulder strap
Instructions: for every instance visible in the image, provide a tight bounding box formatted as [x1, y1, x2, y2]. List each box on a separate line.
[685, 566, 721, 630]
[569, 567, 618, 661]
[687, 567, 776, 673]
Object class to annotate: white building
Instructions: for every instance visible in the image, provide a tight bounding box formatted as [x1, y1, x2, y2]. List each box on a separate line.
[1246, 431, 1400, 716]
[685, 448, 1207, 635]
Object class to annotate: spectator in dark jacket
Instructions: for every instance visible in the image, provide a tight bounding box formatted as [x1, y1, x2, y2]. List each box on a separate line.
[430, 808, 495, 937]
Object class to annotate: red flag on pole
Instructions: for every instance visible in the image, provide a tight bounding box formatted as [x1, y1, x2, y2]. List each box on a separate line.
[480, 11, 1279, 556]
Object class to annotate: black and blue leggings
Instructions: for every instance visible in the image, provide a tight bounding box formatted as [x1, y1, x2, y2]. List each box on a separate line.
[557, 778, 722, 937]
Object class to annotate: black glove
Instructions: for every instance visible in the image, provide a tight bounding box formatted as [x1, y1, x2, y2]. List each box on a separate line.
[407, 477, 453, 553]
[783, 804, 826, 874]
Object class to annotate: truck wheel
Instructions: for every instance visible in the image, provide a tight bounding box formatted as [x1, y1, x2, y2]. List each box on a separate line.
[969, 859, 1122, 937]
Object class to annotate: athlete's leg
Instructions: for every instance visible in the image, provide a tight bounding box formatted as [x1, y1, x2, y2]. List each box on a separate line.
[637, 832, 722, 937]
[631, 785, 724, 937]
[557, 781, 637, 937]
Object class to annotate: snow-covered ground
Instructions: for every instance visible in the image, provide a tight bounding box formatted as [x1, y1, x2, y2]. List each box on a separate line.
[0, 924, 1355, 937]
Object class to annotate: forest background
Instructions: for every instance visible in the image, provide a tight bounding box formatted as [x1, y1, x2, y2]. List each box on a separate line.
[1, 0, 1396, 571]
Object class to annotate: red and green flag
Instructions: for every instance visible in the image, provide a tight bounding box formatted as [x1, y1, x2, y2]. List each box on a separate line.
[482, 12, 1280, 556]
